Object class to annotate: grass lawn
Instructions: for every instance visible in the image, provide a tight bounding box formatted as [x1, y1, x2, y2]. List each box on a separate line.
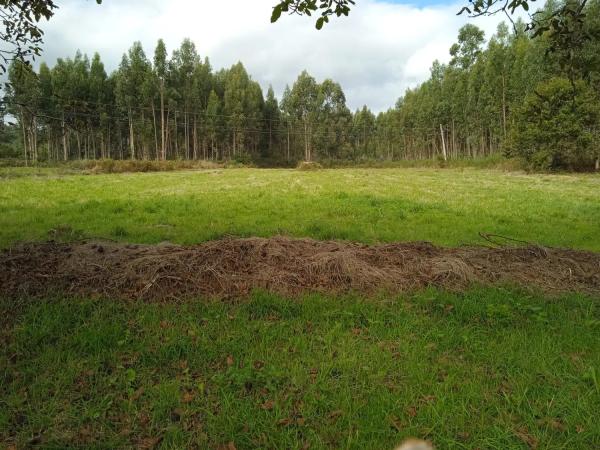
[2, 290, 599, 449]
[0, 167, 599, 250]
[1, 167, 599, 449]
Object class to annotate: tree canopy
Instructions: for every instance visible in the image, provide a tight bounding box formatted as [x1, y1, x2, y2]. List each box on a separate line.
[2, 0, 599, 170]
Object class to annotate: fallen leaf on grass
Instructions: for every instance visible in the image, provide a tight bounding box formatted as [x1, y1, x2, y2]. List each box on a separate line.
[537, 418, 566, 432]
[226, 355, 234, 367]
[253, 360, 265, 370]
[277, 418, 293, 427]
[261, 400, 274, 410]
[328, 410, 343, 421]
[131, 387, 145, 401]
[276, 415, 306, 427]
[389, 415, 403, 431]
[136, 437, 162, 450]
[182, 390, 195, 403]
[421, 395, 436, 404]
[515, 428, 539, 449]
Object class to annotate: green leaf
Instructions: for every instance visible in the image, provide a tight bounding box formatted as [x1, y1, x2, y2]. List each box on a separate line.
[316, 17, 324, 30]
[271, 4, 283, 23]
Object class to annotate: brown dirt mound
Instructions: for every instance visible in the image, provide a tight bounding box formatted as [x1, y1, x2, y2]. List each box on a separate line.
[1, 236, 599, 301]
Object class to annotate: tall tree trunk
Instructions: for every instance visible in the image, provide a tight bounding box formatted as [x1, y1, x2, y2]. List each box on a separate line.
[160, 80, 167, 161]
[174, 111, 179, 158]
[184, 111, 189, 159]
[160, 80, 166, 160]
[63, 122, 68, 161]
[268, 120, 272, 156]
[129, 109, 135, 160]
[232, 129, 236, 159]
[193, 116, 198, 160]
[20, 108, 28, 166]
[304, 120, 308, 161]
[502, 74, 507, 139]
[141, 109, 147, 160]
[287, 124, 290, 162]
[152, 102, 159, 160]
[76, 132, 82, 159]
[440, 124, 447, 161]
[165, 109, 171, 160]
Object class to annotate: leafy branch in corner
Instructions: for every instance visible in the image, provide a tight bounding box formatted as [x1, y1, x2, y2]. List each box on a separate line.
[271, 0, 355, 30]
[0, 0, 102, 73]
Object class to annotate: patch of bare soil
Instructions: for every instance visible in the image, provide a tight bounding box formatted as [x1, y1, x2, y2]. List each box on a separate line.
[1, 237, 599, 301]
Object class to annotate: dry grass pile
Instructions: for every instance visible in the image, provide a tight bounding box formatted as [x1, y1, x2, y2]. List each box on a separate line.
[297, 161, 323, 171]
[1, 236, 599, 301]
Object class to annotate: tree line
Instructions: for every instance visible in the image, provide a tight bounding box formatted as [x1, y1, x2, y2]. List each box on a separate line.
[2, 0, 599, 170]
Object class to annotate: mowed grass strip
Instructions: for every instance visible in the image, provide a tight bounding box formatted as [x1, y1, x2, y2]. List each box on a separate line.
[1, 289, 599, 449]
[0, 167, 599, 250]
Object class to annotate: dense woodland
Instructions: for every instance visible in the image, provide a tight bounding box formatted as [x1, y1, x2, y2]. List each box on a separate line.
[1, 0, 599, 170]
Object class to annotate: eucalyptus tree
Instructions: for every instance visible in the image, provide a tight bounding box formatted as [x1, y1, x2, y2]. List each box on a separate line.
[115, 42, 151, 159]
[314, 79, 351, 160]
[284, 70, 319, 161]
[263, 85, 280, 159]
[6, 60, 40, 163]
[205, 89, 222, 159]
[88, 52, 110, 158]
[153, 39, 168, 160]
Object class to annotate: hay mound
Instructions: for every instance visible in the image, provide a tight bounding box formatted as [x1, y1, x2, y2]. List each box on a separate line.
[1, 237, 599, 301]
[297, 161, 323, 171]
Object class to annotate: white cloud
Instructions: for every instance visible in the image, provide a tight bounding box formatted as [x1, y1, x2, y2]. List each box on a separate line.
[39, 0, 510, 112]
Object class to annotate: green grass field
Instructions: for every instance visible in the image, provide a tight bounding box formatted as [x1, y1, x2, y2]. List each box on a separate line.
[1, 167, 600, 250]
[1, 167, 600, 449]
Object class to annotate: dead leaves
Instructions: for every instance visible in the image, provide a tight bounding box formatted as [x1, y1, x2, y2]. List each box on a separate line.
[515, 427, 539, 449]
[277, 415, 306, 427]
[182, 390, 195, 404]
[136, 437, 162, 450]
[261, 399, 275, 410]
[131, 387, 145, 401]
[537, 418, 567, 432]
[327, 410, 343, 422]
[309, 367, 318, 383]
[389, 415, 404, 431]
[217, 442, 237, 450]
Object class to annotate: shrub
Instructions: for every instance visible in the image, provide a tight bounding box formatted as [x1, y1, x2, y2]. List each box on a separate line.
[297, 161, 323, 171]
[83, 159, 222, 174]
[507, 77, 600, 171]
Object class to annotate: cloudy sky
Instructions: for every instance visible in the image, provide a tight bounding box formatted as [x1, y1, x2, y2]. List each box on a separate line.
[39, 0, 512, 112]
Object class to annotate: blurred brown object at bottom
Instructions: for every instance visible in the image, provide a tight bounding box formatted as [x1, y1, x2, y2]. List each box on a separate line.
[396, 439, 434, 450]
